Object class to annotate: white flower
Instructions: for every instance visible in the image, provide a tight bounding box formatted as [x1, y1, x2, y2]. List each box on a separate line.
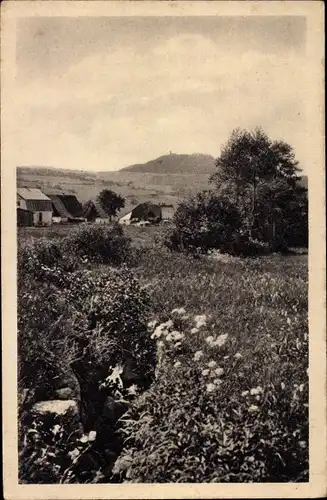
[127, 384, 139, 396]
[213, 333, 228, 347]
[207, 360, 217, 369]
[281, 382, 285, 390]
[193, 350, 203, 361]
[287, 317, 291, 325]
[205, 336, 214, 345]
[171, 307, 186, 315]
[202, 369, 210, 377]
[88, 430, 97, 442]
[174, 361, 181, 368]
[147, 319, 158, 329]
[206, 383, 216, 393]
[299, 441, 307, 449]
[194, 315, 207, 328]
[214, 367, 224, 377]
[250, 386, 263, 396]
[241, 390, 249, 397]
[166, 331, 184, 342]
[51, 424, 62, 436]
[191, 327, 199, 334]
[151, 321, 172, 339]
[79, 434, 89, 443]
[234, 353, 242, 359]
[68, 448, 80, 461]
[248, 405, 259, 413]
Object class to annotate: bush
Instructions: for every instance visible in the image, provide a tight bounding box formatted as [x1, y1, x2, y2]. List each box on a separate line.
[114, 307, 308, 483]
[63, 223, 131, 265]
[165, 191, 242, 255]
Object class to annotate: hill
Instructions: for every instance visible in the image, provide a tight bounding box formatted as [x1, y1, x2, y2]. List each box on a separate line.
[120, 153, 217, 175]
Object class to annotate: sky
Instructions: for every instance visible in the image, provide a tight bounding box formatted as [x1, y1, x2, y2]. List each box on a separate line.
[14, 15, 308, 173]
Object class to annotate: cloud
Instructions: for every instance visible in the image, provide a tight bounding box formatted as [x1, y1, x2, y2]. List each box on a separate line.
[13, 33, 309, 171]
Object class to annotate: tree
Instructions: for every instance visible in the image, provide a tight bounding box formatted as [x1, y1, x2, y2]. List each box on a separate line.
[97, 190, 125, 221]
[83, 200, 98, 222]
[210, 127, 307, 248]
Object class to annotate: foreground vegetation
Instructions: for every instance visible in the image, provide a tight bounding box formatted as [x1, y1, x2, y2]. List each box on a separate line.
[18, 223, 308, 483]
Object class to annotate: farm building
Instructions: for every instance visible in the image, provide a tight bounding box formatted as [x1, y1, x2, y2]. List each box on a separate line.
[47, 194, 85, 223]
[17, 188, 53, 226]
[160, 204, 174, 221]
[131, 203, 162, 223]
[119, 203, 175, 225]
[17, 207, 34, 227]
[83, 200, 108, 223]
[118, 212, 133, 226]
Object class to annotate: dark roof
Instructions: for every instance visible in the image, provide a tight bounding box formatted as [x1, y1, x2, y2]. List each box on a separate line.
[46, 194, 84, 219]
[131, 203, 161, 221]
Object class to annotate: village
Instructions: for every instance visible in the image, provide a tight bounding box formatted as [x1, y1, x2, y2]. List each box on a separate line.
[16, 187, 175, 227]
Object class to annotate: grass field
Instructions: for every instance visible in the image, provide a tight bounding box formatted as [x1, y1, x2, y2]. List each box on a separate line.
[17, 224, 308, 482]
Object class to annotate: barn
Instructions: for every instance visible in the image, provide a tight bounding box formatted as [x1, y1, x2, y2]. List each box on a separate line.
[83, 200, 108, 223]
[47, 194, 85, 223]
[17, 188, 53, 226]
[130, 203, 162, 223]
[160, 204, 174, 221]
[17, 207, 34, 227]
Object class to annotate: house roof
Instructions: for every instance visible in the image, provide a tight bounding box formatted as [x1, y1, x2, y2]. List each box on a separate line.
[17, 188, 51, 201]
[46, 194, 84, 219]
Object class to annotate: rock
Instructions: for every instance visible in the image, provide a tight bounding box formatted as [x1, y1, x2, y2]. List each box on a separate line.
[32, 399, 79, 417]
[55, 387, 75, 400]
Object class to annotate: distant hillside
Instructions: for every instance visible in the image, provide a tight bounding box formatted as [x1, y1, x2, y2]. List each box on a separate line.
[120, 153, 217, 175]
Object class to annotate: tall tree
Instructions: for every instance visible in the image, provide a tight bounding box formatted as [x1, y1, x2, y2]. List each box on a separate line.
[210, 127, 306, 247]
[96, 189, 125, 221]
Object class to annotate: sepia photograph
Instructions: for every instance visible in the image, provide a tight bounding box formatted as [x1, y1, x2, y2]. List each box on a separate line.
[1, 1, 325, 498]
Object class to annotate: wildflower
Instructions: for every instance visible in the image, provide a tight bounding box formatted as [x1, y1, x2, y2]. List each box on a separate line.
[151, 320, 173, 339]
[213, 333, 228, 347]
[206, 383, 216, 393]
[241, 390, 249, 397]
[88, 430, 97, 442]
[147, 319, 158, 329]
[174, 361, 182, 368]
[166, 331, 185, 342]
[214, 367, 224, 377]
[250, 386, 263, 396]
[281, 382, 285, 390]
[208, 360, 217, 369]
[202, 369, 210, 377]
[68, 448, 80, 461]
[193, 350, 203, 361]
[79, 434, 89, 443]
[287, 317, 291, 325]
[51, 424, 62, 436]
[299, 441, 307, 449]
[234, 352, 242, 359]
[171, 307, 186, 316]
[194, 315, 207, 328]
[205, 336, 215, 345]
[248, 405, 259, 413]
[191, 327, 199, 334]
[127, 384, 139, 396]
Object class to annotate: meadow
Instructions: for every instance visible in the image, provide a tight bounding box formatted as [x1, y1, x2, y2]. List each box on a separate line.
[18, 224, 308, 483]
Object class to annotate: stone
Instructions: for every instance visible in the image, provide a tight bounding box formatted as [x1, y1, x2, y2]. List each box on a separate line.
[55, 387, 75, 400]
[32, 399, 79, 417]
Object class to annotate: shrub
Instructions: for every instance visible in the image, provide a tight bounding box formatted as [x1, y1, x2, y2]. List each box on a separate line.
[165, 191, 242, 255]
[114, 306, 308, 483]
[63, 223, 131, 265]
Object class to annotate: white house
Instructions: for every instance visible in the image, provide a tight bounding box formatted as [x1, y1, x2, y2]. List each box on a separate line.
[17, 188, 53, 226]
[118, 212, 133, 226]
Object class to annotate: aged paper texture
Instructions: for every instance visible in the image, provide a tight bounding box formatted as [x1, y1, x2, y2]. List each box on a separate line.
[1, 1, 325, 499]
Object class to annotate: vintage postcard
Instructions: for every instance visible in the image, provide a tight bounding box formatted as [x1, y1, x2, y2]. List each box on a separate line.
[1, 1, 325, 499]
